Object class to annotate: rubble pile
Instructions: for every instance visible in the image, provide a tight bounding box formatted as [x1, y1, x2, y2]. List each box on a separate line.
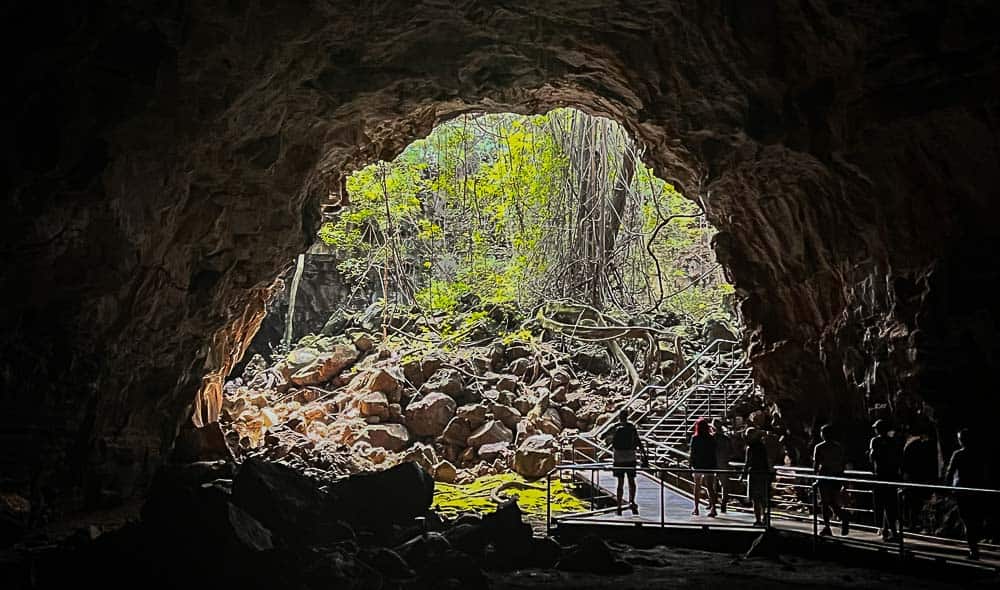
[220, 303, 704, 484]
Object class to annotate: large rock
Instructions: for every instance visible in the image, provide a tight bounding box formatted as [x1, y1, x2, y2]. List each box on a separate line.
[432, 460, 458, 483]
[422, 368, 464, 397]
[439, 416, 473, 446]
[329, 462, 435, 531]
[477, 441, 511, 462]
[455, 403, 488, 429]
[359, 391, 390, 419]
[557, 534, 632, 575]
[361, 367, 401, 397]
[489, 403, 522, 429]
[467, 420, 513, 448]
[514, 434, 558, 479]
[405, 392, 457, 437]
[364, 423, 410, 451]
[289, 344, 360, 386]
[230, 459, 342, 543]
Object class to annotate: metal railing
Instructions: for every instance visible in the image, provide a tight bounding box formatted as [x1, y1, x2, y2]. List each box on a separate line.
[553, 443, 1000, 568]
[546, 462, 771, 535]
[587, 338, 743, 442]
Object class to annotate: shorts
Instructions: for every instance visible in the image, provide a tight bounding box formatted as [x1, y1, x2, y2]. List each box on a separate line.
[613, 449, 637, 480]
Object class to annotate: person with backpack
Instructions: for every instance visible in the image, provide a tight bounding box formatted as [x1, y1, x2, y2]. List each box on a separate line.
[611, 410, 648, 515]
[868, 418, 901, 541]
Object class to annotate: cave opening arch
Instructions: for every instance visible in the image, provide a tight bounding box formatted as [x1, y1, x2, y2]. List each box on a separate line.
[6, 2, 1000, 511]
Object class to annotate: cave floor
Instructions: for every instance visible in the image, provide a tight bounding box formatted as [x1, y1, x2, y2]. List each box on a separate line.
[491, 544, 994, 589]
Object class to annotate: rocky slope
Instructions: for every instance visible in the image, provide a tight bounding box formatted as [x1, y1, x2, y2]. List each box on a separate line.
[216, 302, 710, 486]
[3, 1, 1000, 513]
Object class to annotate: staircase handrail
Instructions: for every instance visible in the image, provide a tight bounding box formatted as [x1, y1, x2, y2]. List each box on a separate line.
[588, 338, 740, 441]
[639, 351, 751, 438]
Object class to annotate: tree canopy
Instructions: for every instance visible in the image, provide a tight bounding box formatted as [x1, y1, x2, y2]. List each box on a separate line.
[319, 108, 733, 326]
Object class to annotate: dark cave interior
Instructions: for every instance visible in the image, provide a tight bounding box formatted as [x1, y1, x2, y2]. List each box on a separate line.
[2, 1, 1000, 588]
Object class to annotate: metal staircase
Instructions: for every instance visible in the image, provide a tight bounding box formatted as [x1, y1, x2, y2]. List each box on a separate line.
[575, 338, 757, 466]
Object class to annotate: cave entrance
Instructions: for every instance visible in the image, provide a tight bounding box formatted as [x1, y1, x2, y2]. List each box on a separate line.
[213, 107, 735, 514]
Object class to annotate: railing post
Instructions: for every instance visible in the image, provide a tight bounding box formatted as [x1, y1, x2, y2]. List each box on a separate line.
[590, 470, 595, 511]
[897, 486, 905, 560]
[765, 471, 772, 528]
[812, 481, 819, 553]
[547, 471, 555, 535]
[660, 471, 666, 527]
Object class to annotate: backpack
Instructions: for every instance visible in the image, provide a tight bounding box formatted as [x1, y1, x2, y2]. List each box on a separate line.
[612, 423, 637, 450]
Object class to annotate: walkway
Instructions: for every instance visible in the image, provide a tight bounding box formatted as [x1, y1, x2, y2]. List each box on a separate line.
[554, 467, 1000, 573]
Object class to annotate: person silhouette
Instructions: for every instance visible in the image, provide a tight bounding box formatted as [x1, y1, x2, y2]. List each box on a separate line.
[946, 429, 988, 560]
[813, 424, 850, 536]
[868, 418, 901, 541]
[690, 417, 718, 517]
[611, 411, 648, 515]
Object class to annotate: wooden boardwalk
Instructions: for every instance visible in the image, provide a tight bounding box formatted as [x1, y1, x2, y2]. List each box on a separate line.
[555, 467, 1000, 572]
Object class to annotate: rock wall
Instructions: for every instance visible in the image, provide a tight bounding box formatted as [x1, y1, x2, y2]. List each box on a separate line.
[242, 243, 372, 371]
[3, 1, 999, 508]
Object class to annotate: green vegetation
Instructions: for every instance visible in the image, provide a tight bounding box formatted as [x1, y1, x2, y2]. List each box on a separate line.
[432, 473, 589, 521]
[320, 108, 732, 329]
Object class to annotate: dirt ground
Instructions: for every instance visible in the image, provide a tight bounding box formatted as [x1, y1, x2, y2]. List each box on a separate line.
[491, 543, 996, 589]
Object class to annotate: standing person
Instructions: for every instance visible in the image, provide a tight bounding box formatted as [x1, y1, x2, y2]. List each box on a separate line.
[742, 427, 772, 526]
[713, 418, 734, 513]
[945, 429, 988, 560]
[813, 424, 850, 536]
[690, 417, 718, 517]
[901, 429, 936, 531]
[611, 411, 648, 515]
[868, 419, 901, 541]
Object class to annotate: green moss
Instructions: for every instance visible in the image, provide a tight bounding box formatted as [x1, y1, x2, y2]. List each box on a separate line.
[432, 473, 588, 520]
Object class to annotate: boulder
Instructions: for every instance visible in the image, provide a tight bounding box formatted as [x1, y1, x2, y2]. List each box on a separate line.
[556, 406, 578, 429]
[419, 355, 446, 380]
[358, 547, 414, 581]
[467, 420, 513, 448]
[571, 348, 612, 375]
[329, 462, 435, 531]
[506, 345, 531, 360]
[352, 332, 375, 352]
[495, 375, 518, 392]
[405, 392, 457, 437]
[364, 423, 410, 452]
[289, 344, 359, 386]
[455, 403, 488, 429]
[231, 459, 344, 543]
[362, 368, 401, 398]
[359, 391, 390, 419]
[402, 357, 426, 388]
[280, 347, 321, 379]
[477, 441, 510, 462]
[439, 416, 473, 447]
[433, 460, 458, 483]
[513, 434, 558, 479]
[400, 442, 439, 473]
[489, 403, 521, 429]
[556, 535, 632, 574]
[422, 368, 464, 397]
[512, 396, 535, 415]
[508, 357, 533, 377]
